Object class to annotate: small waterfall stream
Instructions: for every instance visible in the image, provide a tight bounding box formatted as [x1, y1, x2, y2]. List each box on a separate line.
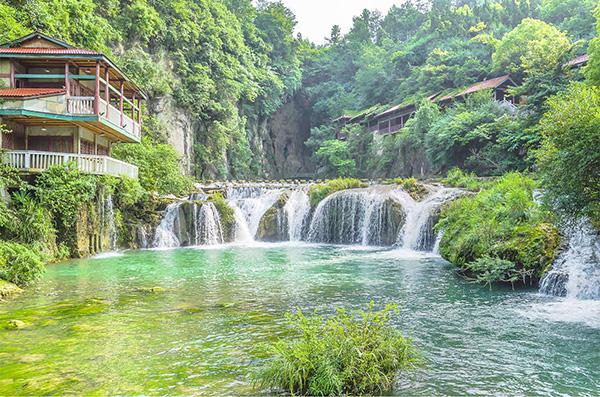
[284, 189, 311, 241]
[153, 201, 224, 248]
[394, 187, 462, 251]
[105, 195, 118, 251]
[540, 220, 600, 300]
[227, 187, 283, 240]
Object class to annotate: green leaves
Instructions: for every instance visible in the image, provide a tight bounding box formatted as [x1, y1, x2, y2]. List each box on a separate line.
[437, 172, 561, 286]
[255, 302, 418, 396]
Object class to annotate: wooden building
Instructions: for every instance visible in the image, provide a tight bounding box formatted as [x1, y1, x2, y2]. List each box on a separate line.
[0, 32, 146, 178]
[337, 74, 516, 138]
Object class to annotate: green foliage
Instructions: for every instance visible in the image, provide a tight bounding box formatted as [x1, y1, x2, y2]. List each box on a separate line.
[386, 177, 428, 200]
[8, 190, 55, 249]
[442, 168, 487, 191]
[438, 173, 561, 285]
[308, 178, 367, 207]
[492, 18, 572, 75]
[209, 192, 235, 241]
[113, 177, 146, 209]
[0, 241, 45, 287]
[112, 138, 193, 196]
[536, 83, 600, 227]
[255, 302, 418, 396]
[586, 2, 600, 86]
[34, 163, 97, 232]
[315, 140, 356, 177]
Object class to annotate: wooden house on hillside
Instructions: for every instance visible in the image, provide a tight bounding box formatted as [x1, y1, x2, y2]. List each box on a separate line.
[336, 74, 516, 138]
[0, 32, 146, 178]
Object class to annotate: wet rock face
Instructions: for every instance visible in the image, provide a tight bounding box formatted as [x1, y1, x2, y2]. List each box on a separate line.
[256, 193, 289, 242]
[0, 280, 22, 300]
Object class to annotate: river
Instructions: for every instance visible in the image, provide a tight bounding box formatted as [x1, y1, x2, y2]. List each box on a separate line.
[1, 244, 599, 395]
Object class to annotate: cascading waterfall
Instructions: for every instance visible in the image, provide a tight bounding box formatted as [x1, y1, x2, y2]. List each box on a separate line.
[226, 187, 283, 240]
[284, 188, 311, 241]
[151, 182, 463, 251]
[395, 187, 462, 251]
[307, 188, 404, 246]
[152, 201, 224, 248]
[540, 220, 600, 300]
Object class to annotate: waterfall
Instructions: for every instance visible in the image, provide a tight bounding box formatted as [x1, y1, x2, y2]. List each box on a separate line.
[395, 187, 462, 251]
[307, 188, 404, 246]
[105, 195, 118, 251]
[227, 187, 283, 240]
[152, 201, 224, 248]
[284, 189, 311, 241]
[153, 203, 183, 248]
[540, 220, 600, 300]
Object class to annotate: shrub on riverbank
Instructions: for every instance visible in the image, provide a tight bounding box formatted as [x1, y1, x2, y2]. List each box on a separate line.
[308, 178, 367, 207]
[437, 173, 560, 286]
[0, 241, 45, 287]
[255, 302, 418, 396]
[442, 168, 489, 191]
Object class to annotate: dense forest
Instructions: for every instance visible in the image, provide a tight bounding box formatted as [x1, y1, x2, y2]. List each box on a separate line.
[0, 0, 598, 226]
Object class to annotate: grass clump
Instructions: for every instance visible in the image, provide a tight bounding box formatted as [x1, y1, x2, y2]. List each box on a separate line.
[308, 178, 367, 207]
[442, 167, 489, 191]
[385, 177, 429, 200]
[0, 241, 45, 287]
[255, 302, 418, 396]
[437, 172, 560, 286]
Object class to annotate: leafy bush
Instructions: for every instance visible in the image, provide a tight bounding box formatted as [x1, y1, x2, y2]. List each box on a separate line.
[308, 178, 367, 207]
[113, 176, 146, 209]
[442, 168, 488, 191]
[112, 137, 193, 196]
[255, 302, 418, 396]
[315, 139, 357, 177]
[0, 241, 45, 287]
[34, 163, 97, 231]
[437, 173, 560, 285]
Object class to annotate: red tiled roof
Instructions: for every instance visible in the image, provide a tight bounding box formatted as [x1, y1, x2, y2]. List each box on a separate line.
[438, 74, 512, 102]
[564, 54, 589, 67]
[0, 47, 98, 55]
[0, 88, 65, 98]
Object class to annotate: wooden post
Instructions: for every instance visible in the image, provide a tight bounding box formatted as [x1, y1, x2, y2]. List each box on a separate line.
[94, 61, 100, 115]
[104, 65, 110, 117]
[131, 93, 136, 120]
[64, 63, 70, 96]
[119, 82, 124, 126]
[9, 61, 15, 88]
[137, 98, 141, 125]
[94, 133, 98, 155]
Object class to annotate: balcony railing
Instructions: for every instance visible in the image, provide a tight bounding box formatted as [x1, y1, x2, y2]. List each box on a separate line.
[67, 96, 95, 115]
[3, 150, 138, 179]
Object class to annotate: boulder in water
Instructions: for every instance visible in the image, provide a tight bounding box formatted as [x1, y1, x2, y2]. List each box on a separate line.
[6, 319, 28, 330]
[0, 280, 22, 300]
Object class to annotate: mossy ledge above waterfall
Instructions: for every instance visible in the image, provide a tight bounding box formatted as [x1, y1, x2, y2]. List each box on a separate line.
[308, 179, 368, 207]
[437, 173, 561, 287]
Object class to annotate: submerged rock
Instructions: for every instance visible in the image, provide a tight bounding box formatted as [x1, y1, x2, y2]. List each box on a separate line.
[6, 319, 28, 330]
[135, 286, 166, 294]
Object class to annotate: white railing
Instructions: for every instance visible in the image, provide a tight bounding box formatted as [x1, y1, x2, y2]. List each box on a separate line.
[98, 99, 141, 140]
[3, 150, 138, 179]
[67, 96, 95, 115]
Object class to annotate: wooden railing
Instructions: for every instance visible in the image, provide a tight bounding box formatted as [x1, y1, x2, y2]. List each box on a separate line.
[3, 150, 138, 179]
[67, 96, 95, 115]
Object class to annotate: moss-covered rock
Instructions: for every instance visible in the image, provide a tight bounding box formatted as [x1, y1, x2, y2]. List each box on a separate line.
[257, 193, 289, 241]
[5, 319, 28, 330]
[0, 280, 23, 300]
[209, 193, 235, 242]
[437, 173, 561, 286]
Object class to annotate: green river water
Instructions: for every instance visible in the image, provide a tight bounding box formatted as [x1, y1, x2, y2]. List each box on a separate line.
[0, 243, 599, 396]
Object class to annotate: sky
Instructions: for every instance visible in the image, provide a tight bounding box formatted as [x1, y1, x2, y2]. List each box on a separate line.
[279, 0, 402, 44]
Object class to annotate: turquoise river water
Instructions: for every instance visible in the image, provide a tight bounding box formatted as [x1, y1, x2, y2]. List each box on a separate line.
[0, 243, 599, 396]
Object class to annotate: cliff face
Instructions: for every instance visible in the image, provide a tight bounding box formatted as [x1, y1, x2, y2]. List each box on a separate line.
[150, 96, 195, 176]
[265, 93, 314, 179]
[152, 92, 314, 179]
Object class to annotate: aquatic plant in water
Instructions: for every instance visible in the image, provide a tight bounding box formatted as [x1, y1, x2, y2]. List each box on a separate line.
[255, 302, 418, 396]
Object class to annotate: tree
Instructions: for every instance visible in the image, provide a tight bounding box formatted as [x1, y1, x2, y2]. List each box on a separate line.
[537, 83, 600, 227]
[315, 140, 356, 177]
[492, 18, 571, 75]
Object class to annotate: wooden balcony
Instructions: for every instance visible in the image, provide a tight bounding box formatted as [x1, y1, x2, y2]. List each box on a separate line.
[3, 150, 138, 179]
[0, 93, 141, 143]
